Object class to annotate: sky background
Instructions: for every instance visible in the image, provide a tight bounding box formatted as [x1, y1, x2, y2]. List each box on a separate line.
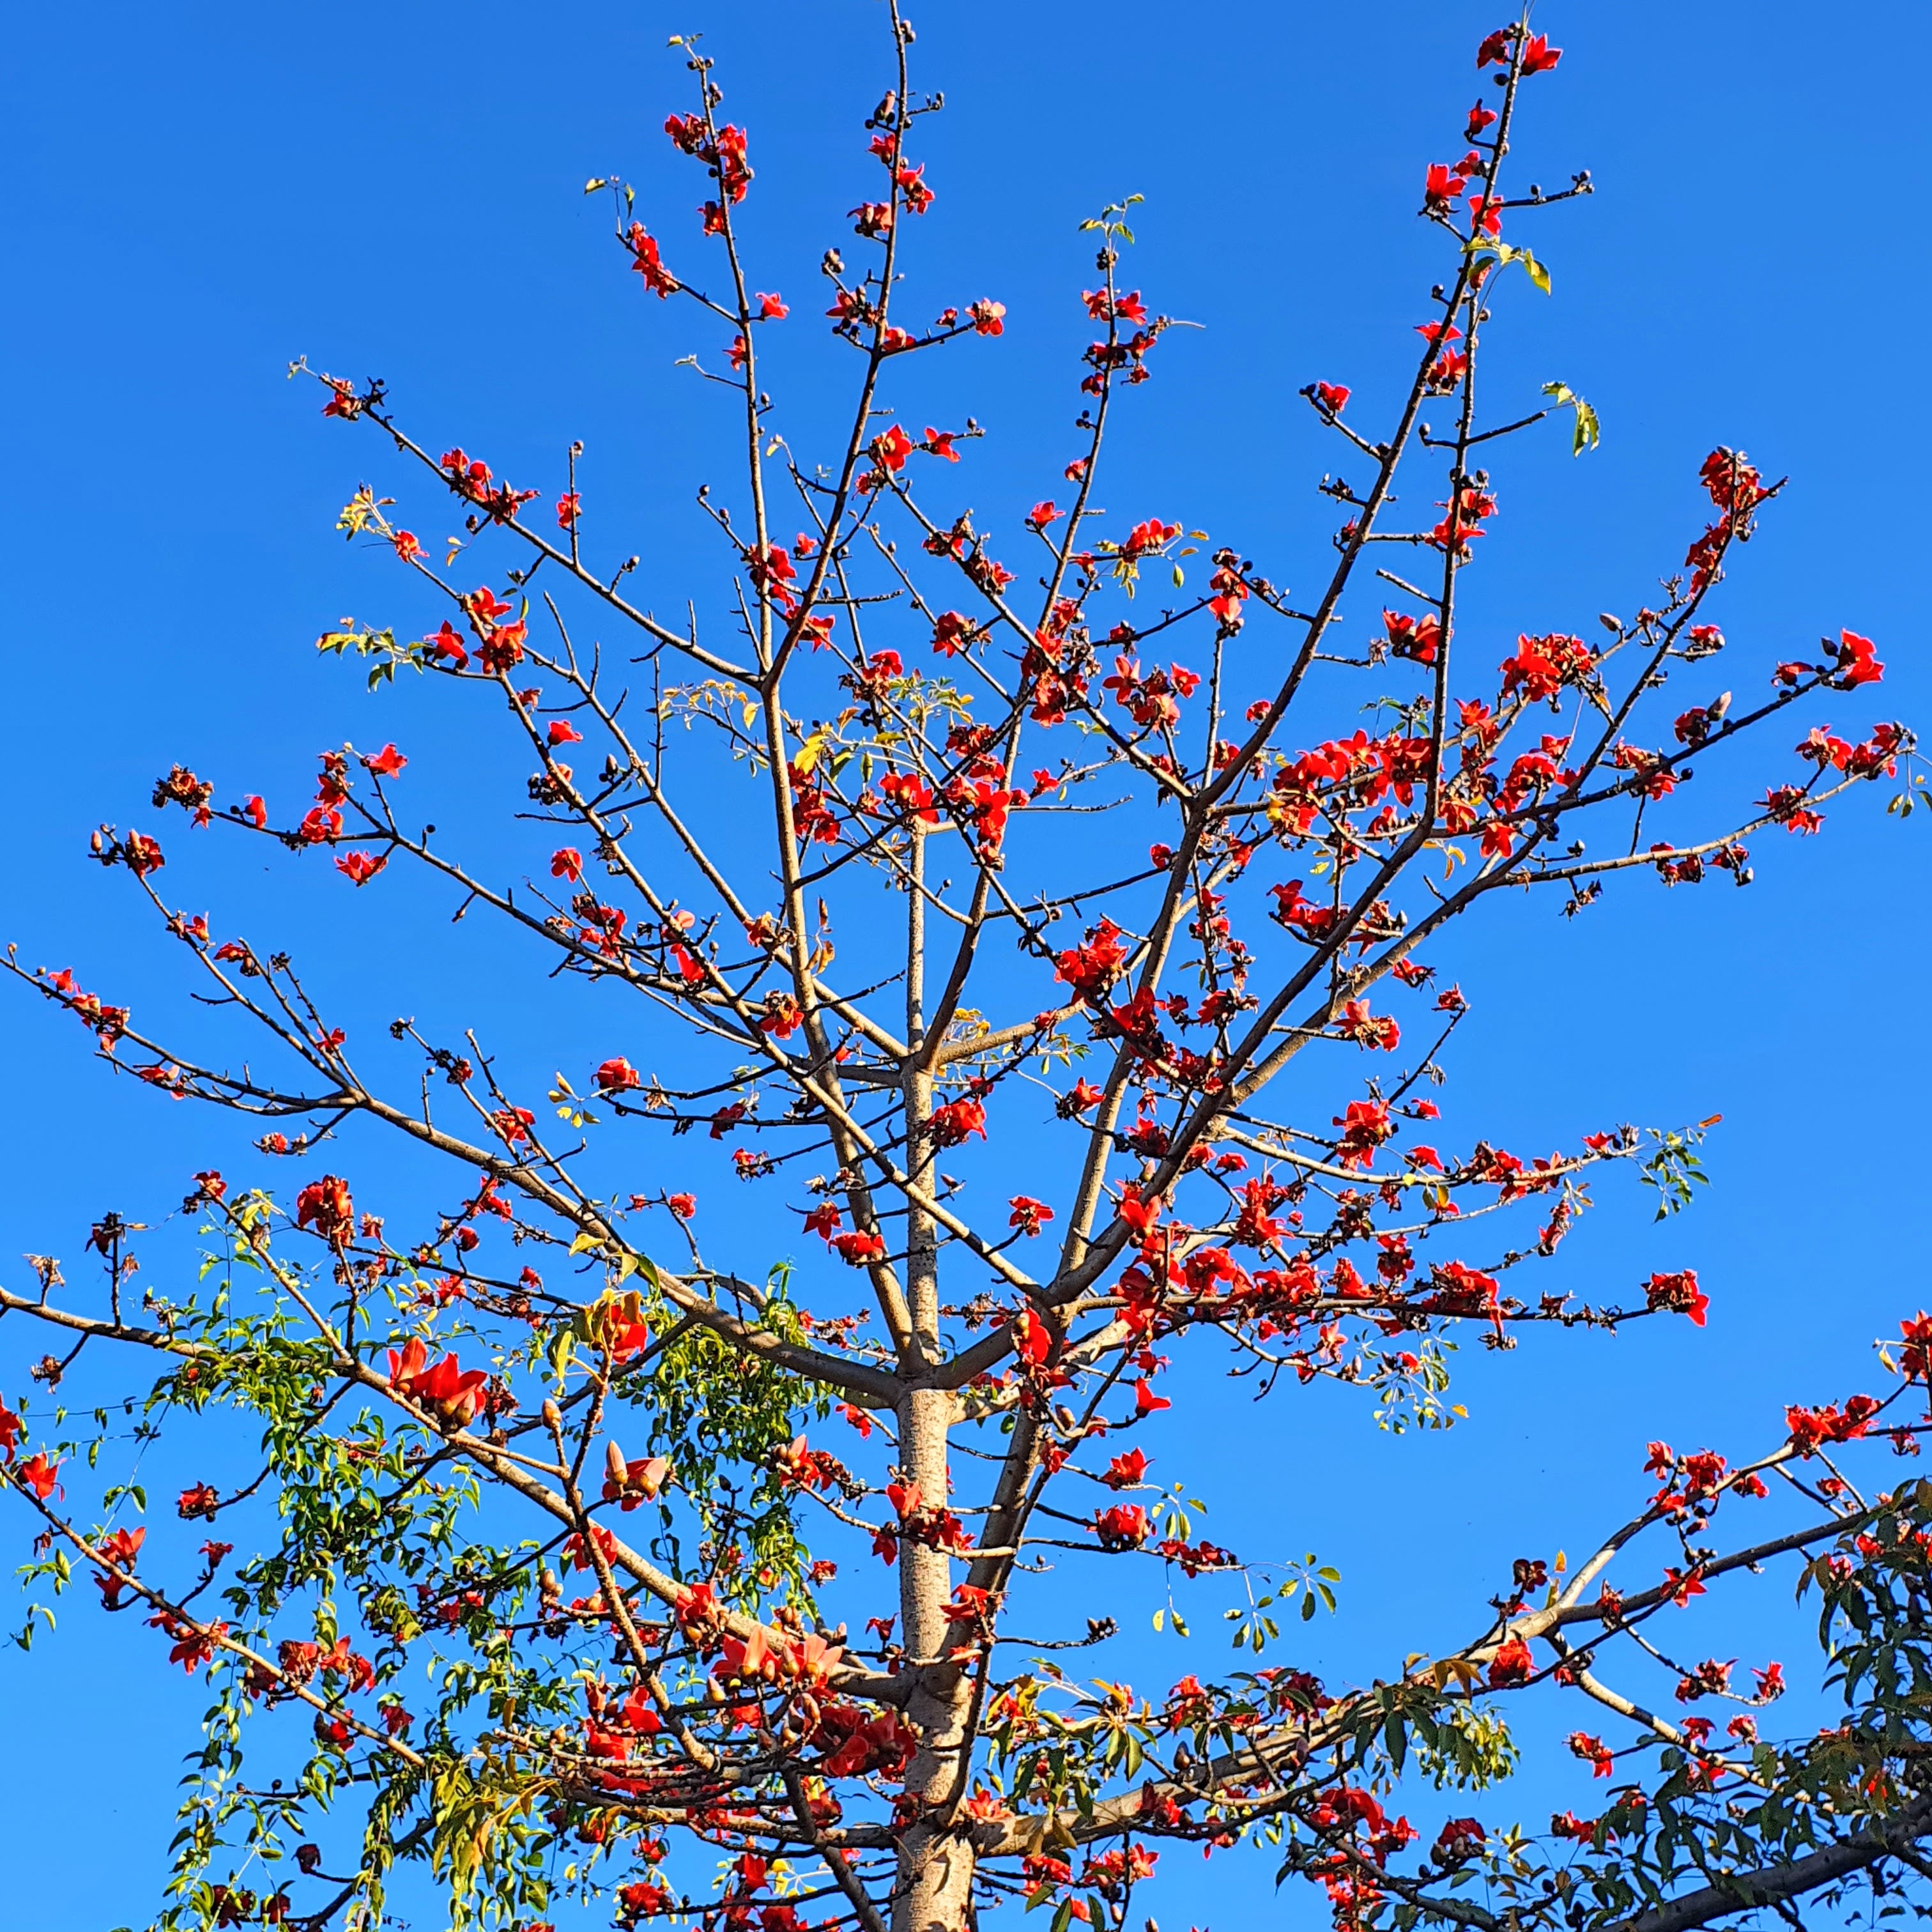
[3, 1, 1928, 1926]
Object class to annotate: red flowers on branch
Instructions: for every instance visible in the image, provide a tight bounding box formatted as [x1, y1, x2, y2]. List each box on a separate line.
[6, 23, 1921, 1932]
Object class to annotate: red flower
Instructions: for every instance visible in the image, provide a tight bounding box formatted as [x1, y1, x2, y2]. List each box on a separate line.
[1500, 632, 1592, 702]
[878, 772, 939, 824]
[1338, 999, 1399, 1052]
[152, 1611, 226, 1675]
[295, 1176, 355, 1246]
[548, 719, 584, 747]
[625, 223, 677, 297]
[1383, 610, 1442, 666]
[618, 1881, 673, 1922]
[1488, 1636, 1533, 1687]
[760, 993, 804, 1039]
[17, 1452, 61, 1500]
[602, 1450, 672, 1509]
[385, 1337, 489, 1427]
[1786, 1395, 1879, 1454]
[361, 742, 406, 777]
[1313, 381, 1349, 414]
[1834, 628, 1884, 687]
[1012, 1309, 1054, 1367]
[1119, 518, 1180, 560]
[123, 832, 165, 878]
[870, 424, 916, 474]
[831, 1230, 887, 1266]
[555, 491, 581, 529]
[928, 1095, 988, 1147]
[1434, 1817, 1485, 1865]
[551, 848, 583, 883]
[1054, 919, 1130, 999]
[1332, 1100, 1395, 1169]
[595, 1057, 641, 1092]
[1094, 1504, 1151, 1550]
[1520, 33, 1561, 74]
[1644, 1269, 1708, 1326]
[1901, 1312, 1932, 1381]
[1008, 1196, 1054, 1236]
[424, 622, 470, 668]
[1662, 1565, 1708, 1607]
[931, 610, 981, 657]
[334, 851, 387, 887]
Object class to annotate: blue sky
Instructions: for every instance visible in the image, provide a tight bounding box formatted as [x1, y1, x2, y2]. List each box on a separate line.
[3, 1, 1928, 1926]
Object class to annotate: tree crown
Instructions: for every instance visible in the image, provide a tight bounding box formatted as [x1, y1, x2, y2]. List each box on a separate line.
[3, 14, 1926, 1932]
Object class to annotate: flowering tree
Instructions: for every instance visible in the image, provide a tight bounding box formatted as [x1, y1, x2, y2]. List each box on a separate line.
[5, 13, 1929, 1932]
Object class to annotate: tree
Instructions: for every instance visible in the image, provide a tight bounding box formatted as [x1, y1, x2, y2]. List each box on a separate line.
[2, 11, 1925, 1932]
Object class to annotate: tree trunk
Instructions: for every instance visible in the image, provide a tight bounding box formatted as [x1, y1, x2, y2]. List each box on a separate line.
[893, 851, 976, 1931]
[894, 1384, 974, 1931]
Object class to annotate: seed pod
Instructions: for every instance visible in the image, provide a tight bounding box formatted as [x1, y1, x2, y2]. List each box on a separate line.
[541, 1397, 564, 1436]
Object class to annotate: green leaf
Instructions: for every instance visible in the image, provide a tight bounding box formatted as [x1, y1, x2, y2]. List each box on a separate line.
[1467, 236, 1550, 295]
[1542, 381, 1601, 456]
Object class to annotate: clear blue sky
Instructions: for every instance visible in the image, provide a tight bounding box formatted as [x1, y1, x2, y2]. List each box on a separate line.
[3, 2, 1928, 1926]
